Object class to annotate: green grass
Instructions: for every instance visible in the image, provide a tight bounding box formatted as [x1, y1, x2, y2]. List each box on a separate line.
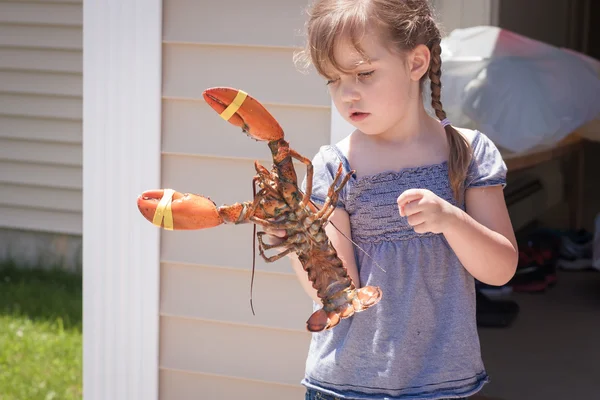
[0, 261, 82, 400]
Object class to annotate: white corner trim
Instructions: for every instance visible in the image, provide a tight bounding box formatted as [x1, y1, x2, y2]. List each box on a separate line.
[330, 101, 355, 145]
[82, 1, 162, 399]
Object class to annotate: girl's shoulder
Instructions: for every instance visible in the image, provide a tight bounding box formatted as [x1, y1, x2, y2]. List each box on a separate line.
[311, 135, 354, 174]
[455, 126, 477, 141]
[455, 127, 501, 151]
[311, 140, 349, 170]
[454, 128, 508, 189]
[455, 127, 482, 147]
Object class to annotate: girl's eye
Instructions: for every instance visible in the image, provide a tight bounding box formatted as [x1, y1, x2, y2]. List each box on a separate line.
[325, 71, 373, 85]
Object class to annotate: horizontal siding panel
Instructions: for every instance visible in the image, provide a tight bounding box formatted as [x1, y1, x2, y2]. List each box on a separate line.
[0, 138, 82, 166]
[0, 205, 81, 235]
[160, 368, 305, 400]
[163, 0, 307, 48]
[0, 24, 82, 49]
[160, 316, 310, 385]
[0, 48, 82, 73]
[160, 224, 287, 274]
[162, 98, 329, 160]
[160, 155, 309, 273]
[0, 115, 81, 143]
[0, 183, 82, 212]
[160, 263, 313, 331]
[162, 154, 257, 195]
[0, 70, 82, 97]
[0, 2, 82, 27]
[0, 93, 82, 120]
[163, 44, 329, 107]
[0, 160, 81, 189]
[8, 0, 81, 3]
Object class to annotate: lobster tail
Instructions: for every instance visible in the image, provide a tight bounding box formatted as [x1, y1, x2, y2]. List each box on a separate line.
[353, 286, 383, 310]
[306, 286, 382, 332]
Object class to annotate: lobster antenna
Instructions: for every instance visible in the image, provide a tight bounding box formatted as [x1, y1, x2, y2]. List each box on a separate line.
[328, 221, 386, 273]
[250, 223, 256, 315]
[249, 177, 259, 316]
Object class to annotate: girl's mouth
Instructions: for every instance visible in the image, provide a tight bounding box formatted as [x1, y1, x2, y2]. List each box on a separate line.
[349, 112, 369, 122]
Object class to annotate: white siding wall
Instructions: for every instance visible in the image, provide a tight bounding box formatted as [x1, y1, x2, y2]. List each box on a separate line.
[0, 0, 83, 235]
[159, 0, 328, 398]
[159, 1, 495, 399]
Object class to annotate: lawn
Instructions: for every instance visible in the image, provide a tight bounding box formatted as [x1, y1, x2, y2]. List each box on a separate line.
[0, 261, 82, 400]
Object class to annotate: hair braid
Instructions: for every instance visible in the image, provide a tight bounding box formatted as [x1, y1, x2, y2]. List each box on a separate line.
[429, 40, 446, 120]
[429, 39, 472, 203]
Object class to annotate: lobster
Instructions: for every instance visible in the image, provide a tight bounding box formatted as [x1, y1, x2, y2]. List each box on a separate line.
[136, 87, 382, 332]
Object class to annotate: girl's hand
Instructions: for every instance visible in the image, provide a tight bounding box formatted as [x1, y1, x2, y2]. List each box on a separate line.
[397, 189, 459, 234]
[261, 227, 287, 247]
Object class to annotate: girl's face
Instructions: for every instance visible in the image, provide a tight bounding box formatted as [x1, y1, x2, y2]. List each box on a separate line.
[324, 28, 427, 138]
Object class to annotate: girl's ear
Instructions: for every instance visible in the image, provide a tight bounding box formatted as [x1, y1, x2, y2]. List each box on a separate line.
[408, 44, 431, 82]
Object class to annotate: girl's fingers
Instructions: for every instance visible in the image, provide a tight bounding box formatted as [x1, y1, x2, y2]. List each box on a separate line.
[407, 212, 426, 227]
[260, 227, 288, 247]
[401, 199, 424, 217]
[264, 228, 287, 237]
[397, 189, 424, 206]
[397, 189, 425, 216]
[411, 221, 429, 234]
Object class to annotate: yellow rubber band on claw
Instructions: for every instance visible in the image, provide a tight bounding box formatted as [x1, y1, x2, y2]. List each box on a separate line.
[219, 90, 247, 121]
[152, 189, 175, 230]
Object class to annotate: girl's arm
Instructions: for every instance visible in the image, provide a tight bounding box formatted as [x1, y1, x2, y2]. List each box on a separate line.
[443, 185, 519, 286]
[285, 207, 361, 303]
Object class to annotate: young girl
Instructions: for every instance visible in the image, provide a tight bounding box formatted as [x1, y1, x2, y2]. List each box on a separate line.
[266, 1, 518, 399]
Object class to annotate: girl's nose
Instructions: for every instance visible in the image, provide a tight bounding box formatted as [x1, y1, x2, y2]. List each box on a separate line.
[340, 82, 360, 103]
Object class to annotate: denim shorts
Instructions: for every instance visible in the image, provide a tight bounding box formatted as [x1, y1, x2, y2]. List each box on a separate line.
[305, 387, 468, 400]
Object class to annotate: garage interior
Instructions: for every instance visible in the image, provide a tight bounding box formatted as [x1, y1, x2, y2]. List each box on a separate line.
[473, 1, 600, 399]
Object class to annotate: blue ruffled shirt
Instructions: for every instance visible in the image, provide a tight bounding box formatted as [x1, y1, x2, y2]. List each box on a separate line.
[300, 130, 507, 399]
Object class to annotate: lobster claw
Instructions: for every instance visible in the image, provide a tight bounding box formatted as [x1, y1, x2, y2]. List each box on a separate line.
[137, 189, 223, 230]
[203, 87, 284, 142]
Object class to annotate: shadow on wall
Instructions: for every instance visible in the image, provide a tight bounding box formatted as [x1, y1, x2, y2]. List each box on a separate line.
[0, 228, 82, 272]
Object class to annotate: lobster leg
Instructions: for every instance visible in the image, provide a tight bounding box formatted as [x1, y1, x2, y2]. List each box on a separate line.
[250, 216, 300, 229]
[315, 163, 355, 221]
[253, 220, 305, 262]
[255, 231, 311, 262]
[302, 164, 352, 240]
[286, 149, 314, 209]
[255, 233, 297, 262]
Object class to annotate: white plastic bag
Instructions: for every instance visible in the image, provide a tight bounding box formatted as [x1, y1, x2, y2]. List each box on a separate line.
[436, 26, 600, 153]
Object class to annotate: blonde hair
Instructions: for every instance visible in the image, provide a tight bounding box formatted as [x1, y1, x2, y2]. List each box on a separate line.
[294, 0, 472, 202]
